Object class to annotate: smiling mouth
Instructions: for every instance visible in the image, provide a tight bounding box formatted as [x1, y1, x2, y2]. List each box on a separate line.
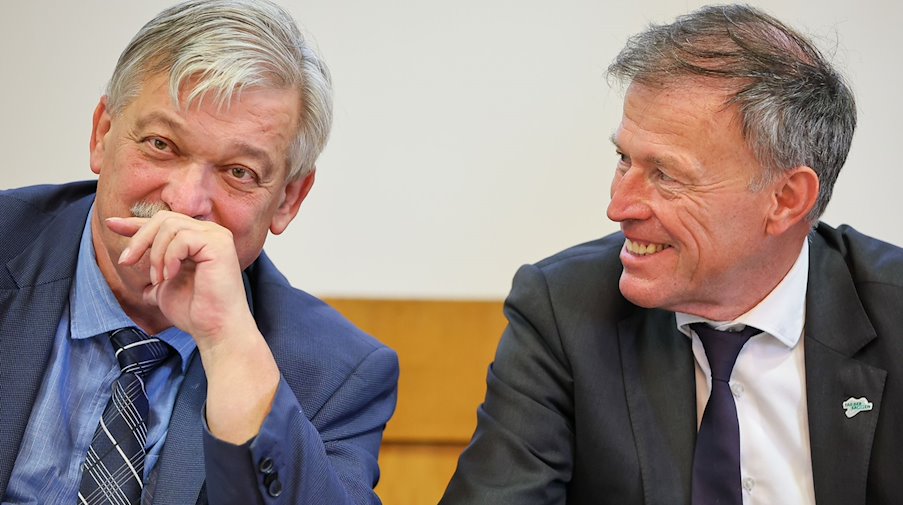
[624, 238, 671, 256]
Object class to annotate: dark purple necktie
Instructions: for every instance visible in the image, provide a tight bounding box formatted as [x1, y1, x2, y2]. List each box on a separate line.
[690, 323, 758, 505]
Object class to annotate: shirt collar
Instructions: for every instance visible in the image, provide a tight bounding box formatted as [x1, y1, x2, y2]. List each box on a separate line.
[70, 204, 196, 370]
[675, 239, 809, 349]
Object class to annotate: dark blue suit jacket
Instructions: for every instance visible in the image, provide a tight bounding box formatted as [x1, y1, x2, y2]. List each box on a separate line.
[0, 181, 399, 504]
[442, 224, 903, 504]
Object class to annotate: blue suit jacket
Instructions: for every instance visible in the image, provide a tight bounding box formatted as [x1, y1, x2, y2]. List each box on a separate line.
[0, 182, 399, 504]
[442, 224, 903, 504]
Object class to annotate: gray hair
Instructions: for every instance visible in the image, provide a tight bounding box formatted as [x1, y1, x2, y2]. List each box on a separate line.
[608, 4, 856, 221]
[107, 0, 333, 181]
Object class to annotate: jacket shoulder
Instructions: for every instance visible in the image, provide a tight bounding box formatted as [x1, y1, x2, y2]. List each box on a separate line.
[814, 222, 903, 288]
[534, 233, 624, 278]
[246, 255, 398, 410]
[0, 182, 96, 272]
[0, 181, 98, 215]
[506, 232, 632, 329]
[528, 232, 626, 298]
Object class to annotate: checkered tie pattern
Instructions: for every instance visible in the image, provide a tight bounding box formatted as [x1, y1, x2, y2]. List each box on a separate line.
[77, 327, 172, 505]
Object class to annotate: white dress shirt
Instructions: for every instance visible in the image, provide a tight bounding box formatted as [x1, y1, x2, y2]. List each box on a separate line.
[676, 239, 815, 505]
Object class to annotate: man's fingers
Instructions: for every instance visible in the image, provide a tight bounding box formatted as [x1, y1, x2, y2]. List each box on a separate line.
[161, 233, 194, 281]
[105, 217, 147, 237]
[142, 282, 160, 307]
[149, 222, 182, 281]
[150, 223, 216, 279]
[117, 211, 204, 267]
[110, 215, 162, 265]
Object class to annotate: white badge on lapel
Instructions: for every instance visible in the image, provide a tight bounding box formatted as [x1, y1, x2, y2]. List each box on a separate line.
[842, 397, 873, 418]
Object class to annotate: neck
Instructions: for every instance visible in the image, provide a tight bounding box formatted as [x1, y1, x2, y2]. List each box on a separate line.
[676, 233, 808, 322]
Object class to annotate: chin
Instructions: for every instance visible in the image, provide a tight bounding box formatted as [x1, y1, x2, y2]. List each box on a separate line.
[119, 254, 152, 282]
[618, 274, 670, 309]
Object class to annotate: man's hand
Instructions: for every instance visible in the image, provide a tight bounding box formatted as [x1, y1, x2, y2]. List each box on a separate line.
[107, 212, 281, 445]
[109, 212, 249, 344]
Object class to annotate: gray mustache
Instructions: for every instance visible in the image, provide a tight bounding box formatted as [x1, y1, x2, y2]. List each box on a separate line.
[130, 201, 170, 218]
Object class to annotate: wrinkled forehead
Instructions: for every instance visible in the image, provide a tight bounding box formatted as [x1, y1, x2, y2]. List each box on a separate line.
[620, 79, 744, 133]
[624, 76, 739, 108]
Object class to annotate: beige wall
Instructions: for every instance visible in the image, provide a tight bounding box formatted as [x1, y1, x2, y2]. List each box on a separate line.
[2, 0, 900, 300]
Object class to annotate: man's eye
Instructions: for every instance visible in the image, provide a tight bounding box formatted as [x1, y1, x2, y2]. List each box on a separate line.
[231, 167, 253, 180]
[151, 138, 169, 151]
[657, 170, 675, 183]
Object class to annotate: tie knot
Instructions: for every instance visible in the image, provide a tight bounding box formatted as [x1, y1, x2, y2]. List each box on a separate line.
[690, 323, 758, 382]
[109, 327, 172, 377]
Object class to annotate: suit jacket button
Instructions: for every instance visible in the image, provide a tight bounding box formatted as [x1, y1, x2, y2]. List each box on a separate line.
[258, 457, 275, 475]
[265, 475, 283, 497]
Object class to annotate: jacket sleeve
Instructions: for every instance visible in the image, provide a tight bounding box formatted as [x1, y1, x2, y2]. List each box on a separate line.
[440, 264, 575, 505]
[202, 345, 399, 505]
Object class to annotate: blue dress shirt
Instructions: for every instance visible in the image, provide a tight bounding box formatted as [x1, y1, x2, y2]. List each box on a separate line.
[3, 206, 196, 504]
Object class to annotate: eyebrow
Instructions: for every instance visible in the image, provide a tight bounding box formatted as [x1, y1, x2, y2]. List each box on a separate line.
[134, 111, 183, 135]
[133, 111, 277, 176]
[609, 133, 678, 169]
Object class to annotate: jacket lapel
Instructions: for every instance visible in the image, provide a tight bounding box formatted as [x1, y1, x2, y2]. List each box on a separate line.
[805, 234, 887, 505]
[151, 351, 208, 505]
[150, 269, 255, 504]
[0, 196, 92, 497]
[619, 308, 696, 505]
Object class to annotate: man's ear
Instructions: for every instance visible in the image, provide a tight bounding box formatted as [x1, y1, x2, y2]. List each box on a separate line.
[765, 166, 819, 235]
[270, 170, 316, 235]
[89, 97, 112, 175]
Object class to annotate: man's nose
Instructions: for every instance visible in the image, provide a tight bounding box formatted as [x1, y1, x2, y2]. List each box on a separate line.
[606, 169, 652, 223]
[160, 164, 214, 220]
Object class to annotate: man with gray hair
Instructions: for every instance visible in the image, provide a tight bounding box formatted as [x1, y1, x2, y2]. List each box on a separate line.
[442, 5, 902, 505]
[0, 1, 397, 504]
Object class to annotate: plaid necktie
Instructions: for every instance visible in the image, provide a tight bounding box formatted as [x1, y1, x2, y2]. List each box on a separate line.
[77, 327, 172, 505]
[690, 323, 759, 505]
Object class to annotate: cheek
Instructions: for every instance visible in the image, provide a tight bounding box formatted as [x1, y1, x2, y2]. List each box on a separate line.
[213, 198, 273, 241]
[103, 149, 161, 189]
[667, 203, 708, 244]
[227, 218, 272, 269]
[666, 204, 720, 268]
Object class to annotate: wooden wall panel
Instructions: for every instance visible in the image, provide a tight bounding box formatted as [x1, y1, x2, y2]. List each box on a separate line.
[325, 298, 506, 443]
[324, 298, 507, 504]
[374, 444, 466, 505]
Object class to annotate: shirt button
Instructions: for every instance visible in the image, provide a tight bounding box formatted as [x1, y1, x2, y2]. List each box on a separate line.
[731, 383, 745, 398]
[743, 477, 756, 492]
